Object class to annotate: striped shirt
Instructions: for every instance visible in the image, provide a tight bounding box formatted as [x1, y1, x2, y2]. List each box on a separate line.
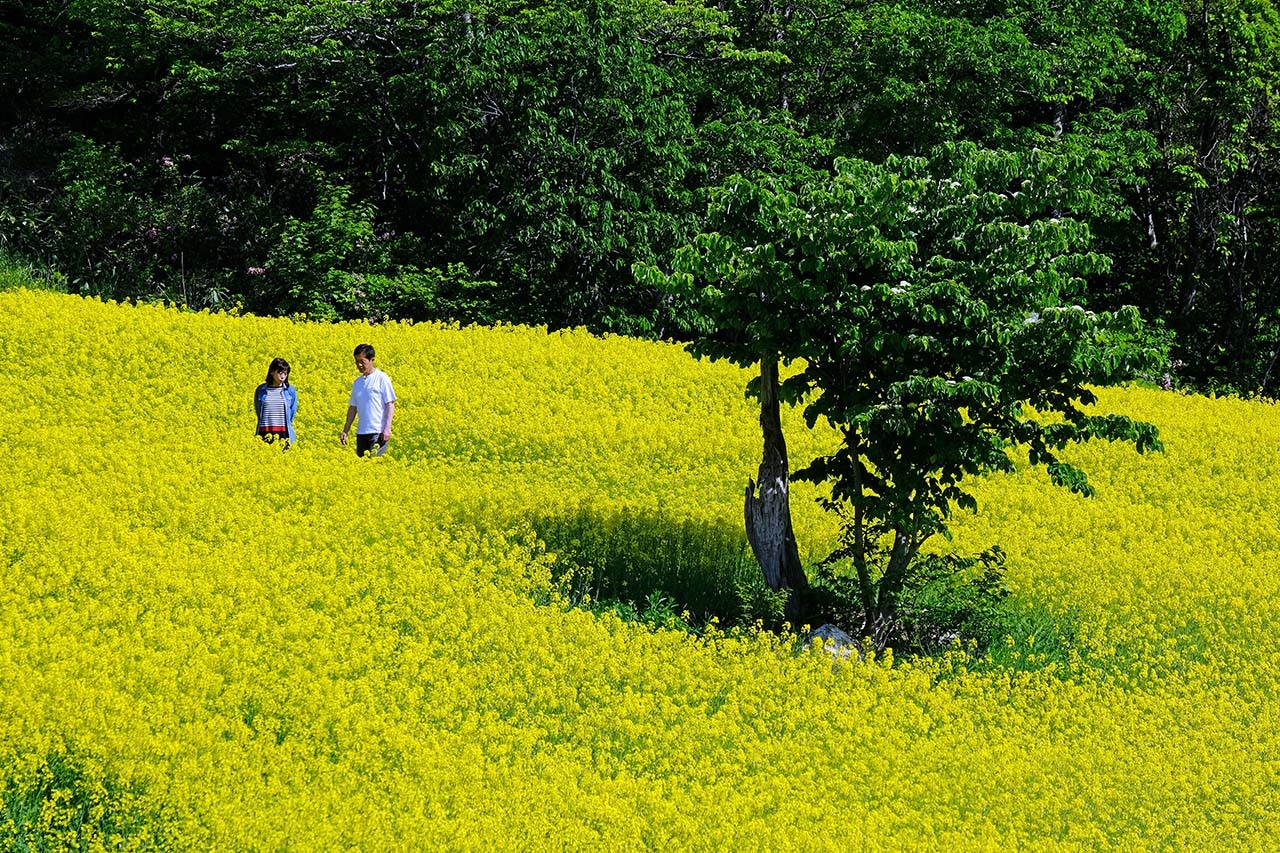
[257, 386, 288, 433]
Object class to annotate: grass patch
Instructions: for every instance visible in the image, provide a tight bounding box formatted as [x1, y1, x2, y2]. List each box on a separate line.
[0, 255, 67, 294]
[1, 750, 172, 851]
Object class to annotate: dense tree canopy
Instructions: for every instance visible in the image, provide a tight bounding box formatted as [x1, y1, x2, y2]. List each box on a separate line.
[2, 0, 1279, 389]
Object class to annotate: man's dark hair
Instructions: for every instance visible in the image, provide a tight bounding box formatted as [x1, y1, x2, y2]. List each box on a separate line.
[354, 343, 375, 359]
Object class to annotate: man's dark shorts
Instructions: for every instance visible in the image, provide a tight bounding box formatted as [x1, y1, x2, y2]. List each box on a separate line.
[356, 433, 386, 457]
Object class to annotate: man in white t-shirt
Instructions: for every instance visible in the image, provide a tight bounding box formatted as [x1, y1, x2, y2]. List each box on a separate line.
[340, 343, 397, 456]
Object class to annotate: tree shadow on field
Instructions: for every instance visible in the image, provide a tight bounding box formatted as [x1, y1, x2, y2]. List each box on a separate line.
[530, 509, 1088, 679]
[531, 508, 784, 631]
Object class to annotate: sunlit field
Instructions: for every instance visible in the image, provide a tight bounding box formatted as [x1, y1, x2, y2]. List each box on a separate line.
[3, 288, 1279, 849]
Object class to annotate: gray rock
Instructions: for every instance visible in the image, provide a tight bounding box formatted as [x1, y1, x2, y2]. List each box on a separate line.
[805, 623, 858, 660]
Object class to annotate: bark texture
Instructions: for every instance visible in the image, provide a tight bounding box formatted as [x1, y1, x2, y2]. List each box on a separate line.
[744, 358, 808, 596]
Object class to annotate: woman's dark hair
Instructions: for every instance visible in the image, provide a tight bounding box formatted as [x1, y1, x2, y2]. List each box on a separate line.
[266, 357, 291, 388]
[353, 343, 375, 360]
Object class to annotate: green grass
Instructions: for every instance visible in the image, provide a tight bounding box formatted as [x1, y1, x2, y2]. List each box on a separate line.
[0, 751, 170, 852]
[0, 255, 65, 294]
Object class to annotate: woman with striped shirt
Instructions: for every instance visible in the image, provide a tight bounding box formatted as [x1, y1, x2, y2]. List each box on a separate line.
[253, 357, 298, 444]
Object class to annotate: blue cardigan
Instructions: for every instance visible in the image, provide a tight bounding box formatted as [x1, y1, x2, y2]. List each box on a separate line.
[253, 383, 298, 442]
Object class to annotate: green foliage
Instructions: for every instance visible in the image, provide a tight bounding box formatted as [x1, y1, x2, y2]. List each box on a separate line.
[0, 751, 170, 851]
[264, 179, 382, 320]
[0, 0, 707, 331]
[1, 0, 1279, 388]
[582, 591, 700, 634]
[805, 546, 1011, 655]
[258, 177, 498, 322]
[0, 255, 66, 294]
[46, 137, 158, 297]
[887, 548, 1011, 654]
[1120, 0, 1280, 394]
[404, 0, 704, 333]
[533, 506, 1027, 651]
[975, 602, 1081, 675]
[640, 141, 1164, 626]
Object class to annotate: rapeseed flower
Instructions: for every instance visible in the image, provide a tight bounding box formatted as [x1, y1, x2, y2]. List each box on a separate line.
[1, 289, 1277, 848]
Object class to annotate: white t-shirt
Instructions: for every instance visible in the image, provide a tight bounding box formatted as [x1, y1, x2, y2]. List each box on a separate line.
[349, 368, 396, 435]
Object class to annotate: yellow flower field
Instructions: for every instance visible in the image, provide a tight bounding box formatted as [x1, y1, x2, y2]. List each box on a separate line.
[2, 288, 1279, 849]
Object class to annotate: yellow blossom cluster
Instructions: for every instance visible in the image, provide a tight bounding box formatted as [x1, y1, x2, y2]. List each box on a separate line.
[2, 289, 1278, 849]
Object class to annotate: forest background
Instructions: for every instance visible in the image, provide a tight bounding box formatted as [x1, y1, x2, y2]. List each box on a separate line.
[2, 0, 1279, 394]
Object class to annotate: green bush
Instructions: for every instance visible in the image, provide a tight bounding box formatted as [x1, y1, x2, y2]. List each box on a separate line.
[802, 546, 1012, 655]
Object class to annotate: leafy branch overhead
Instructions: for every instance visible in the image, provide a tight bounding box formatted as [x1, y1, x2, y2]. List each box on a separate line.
[638, 142, 1163, 624]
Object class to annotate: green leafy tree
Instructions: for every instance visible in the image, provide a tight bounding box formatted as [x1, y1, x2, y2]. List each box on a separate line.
[638, 142, 1163, 631]
[4, 0, 1277, 379]
[0, 0, 712, 329]
[1113, 0, 1280, 392]
[387, 0, 704, 333]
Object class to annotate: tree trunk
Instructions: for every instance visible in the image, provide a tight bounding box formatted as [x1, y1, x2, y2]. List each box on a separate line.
[876, 529, 915, 616]
[744, 358, 808, 610]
